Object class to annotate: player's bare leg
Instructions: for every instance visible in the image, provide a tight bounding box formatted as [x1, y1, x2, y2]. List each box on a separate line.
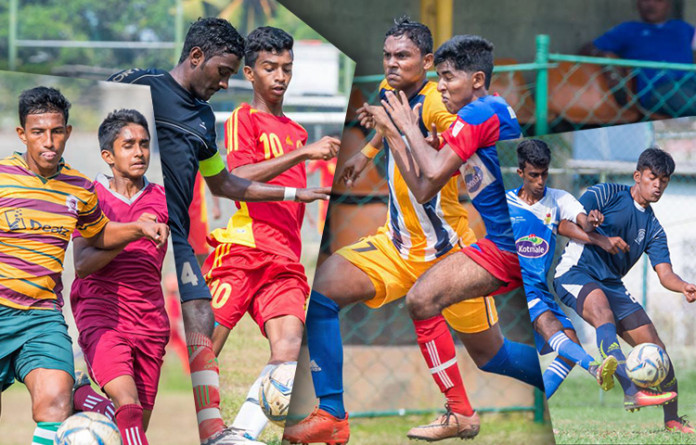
[620, 323, 690, 432]
[230, 315, 304, 440]
[407, 253, 503, 321]
[283, 254, 374, 445]
[581, 289, 675, 411]
[212, 325, 231, 357]
[103, 375, 150, 444]
[25, 368, 73, 444]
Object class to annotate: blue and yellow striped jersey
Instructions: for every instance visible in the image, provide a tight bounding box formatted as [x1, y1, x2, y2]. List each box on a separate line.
[379, 79, 471, 261]
[0, 153, 108, 310]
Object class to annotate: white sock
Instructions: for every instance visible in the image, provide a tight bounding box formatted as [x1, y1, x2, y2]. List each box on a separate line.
[231, 364, 275, 439]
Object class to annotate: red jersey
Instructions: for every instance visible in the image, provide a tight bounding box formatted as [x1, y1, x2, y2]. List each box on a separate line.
[210, 103, 308, 262]
[187, 172, 210, 255]
[71, 175, 169, 337]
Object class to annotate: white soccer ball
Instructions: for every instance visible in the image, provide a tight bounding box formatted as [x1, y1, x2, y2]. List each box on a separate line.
[625, 343, 670, 388]
[54, 412, 121, 445]
[258, 361, 297, 427]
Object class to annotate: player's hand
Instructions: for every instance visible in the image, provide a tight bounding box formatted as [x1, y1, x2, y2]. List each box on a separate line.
[587, 209, 604, 228]
[302, 136, 341, 161]
[425, 123, 440, 150]
[682, 282, 696, 303]
[357, 103, 377, 129]
[381, 90, 420, 132]
[137, 212, 158, 223]
[295, 186, 332, 203]
[598, 236, 629, 255]
[139, 221, 170, 248]
[342, 151, 370, 187]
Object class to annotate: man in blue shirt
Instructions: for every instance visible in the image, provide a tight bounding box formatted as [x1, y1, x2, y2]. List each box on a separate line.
[582, 0, 696, 116]
[553, 147, 695, 433]
[506, 139, 621, 398]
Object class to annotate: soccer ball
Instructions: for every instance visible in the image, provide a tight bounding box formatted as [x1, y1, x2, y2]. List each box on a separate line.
[258, 361, 297, 427]
[625, 343, 670, 388]
[54, 412, 121, 445]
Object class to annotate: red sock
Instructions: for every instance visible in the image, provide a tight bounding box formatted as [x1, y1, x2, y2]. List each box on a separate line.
[115, 404, 149, 445]
[187, 332, 225, 441]
[73, 385, 116, 420]
[414, 315, 474, 416]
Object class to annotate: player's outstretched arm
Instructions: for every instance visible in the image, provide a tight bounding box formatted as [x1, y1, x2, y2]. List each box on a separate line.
[86, 219, 169, 250]
[72, 236, 125, 278]
[558, 219, 629, 254]
[232, 136, 340, 183]
[204, 169, 331, 203]
[341, 134, 382, 187]
[655, 263, 696, 302]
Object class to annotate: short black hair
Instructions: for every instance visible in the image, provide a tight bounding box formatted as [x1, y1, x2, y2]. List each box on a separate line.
[434, 35, 495, 89]
[636, 147, 675, 177]
[517, 139, 551, 170]
[98, 109, 150, 153]
[245, 26, 294, 67]
[385, 16, 433, 55]
[178, 17, 245, 64]
[18, 86, 71, 128]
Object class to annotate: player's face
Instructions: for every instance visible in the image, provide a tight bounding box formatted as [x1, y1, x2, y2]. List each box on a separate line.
[638, 0, 670, 24]
[518, 162, 549, 199]
[16, 112, 71, 177]
[436, 61, 485, 114]
[103, 123, 150, 180]
[244, 49, 293, 103]
[191, 51, 241, 101]
[383, 35, 432, 91]
[634, 168, 670, 203]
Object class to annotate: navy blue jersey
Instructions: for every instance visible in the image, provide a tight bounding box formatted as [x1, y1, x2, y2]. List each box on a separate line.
[108, 68, 218, 239]
[441, 95, 522, 252]
[555, 183, 671, 281]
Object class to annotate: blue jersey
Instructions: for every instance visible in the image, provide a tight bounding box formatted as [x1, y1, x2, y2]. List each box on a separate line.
[507, 187, 585, 291]
[555, 183, 671, 281]
[441, 95, 522, 252]
[593, 20, 695, 97]
[108, 68, 218, 241]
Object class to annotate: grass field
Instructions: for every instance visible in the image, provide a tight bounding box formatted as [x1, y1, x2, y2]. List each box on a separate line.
[549, 367, 696, 444]
[343, 412, 555, 445]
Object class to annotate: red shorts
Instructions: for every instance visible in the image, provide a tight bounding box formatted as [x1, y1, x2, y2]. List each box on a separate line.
[461, 238, 523, 296]
[78, 328, 167, 411]
[202, 244, 309, 336]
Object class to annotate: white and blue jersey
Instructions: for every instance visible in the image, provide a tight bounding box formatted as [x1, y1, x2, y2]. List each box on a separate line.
[441, 95, 522, 253]
[507, 187, 584, 352]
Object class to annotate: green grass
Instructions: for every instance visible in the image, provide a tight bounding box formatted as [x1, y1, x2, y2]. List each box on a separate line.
[344, 412, 554, 445]
[549, 368, 696, 444]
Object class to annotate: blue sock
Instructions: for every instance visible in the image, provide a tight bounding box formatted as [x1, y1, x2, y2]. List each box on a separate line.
[544, 357, 572, 399]
[596, 322, 636, 395]
[480, 338, 544, 390]
[306, 290, 346, 419]
[548, 331, 594, 370]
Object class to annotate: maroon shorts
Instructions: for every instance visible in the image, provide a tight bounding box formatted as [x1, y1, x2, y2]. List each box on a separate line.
[202, 244, 309, 336]
[461, 238, 523, 295]
[78, 328, 167, 411]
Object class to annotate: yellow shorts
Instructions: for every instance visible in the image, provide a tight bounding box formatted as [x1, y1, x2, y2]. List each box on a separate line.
[336, 229, 498, 334]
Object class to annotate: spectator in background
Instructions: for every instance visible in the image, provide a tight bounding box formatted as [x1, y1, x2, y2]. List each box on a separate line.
[581, 0, 696, 117]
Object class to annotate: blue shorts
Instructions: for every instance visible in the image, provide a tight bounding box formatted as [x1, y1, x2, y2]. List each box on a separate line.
[0, 305, 75, 390]
[172, 228, 211, 302]
[553, 267, 643, 323]
[527, 285, 574, 355]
